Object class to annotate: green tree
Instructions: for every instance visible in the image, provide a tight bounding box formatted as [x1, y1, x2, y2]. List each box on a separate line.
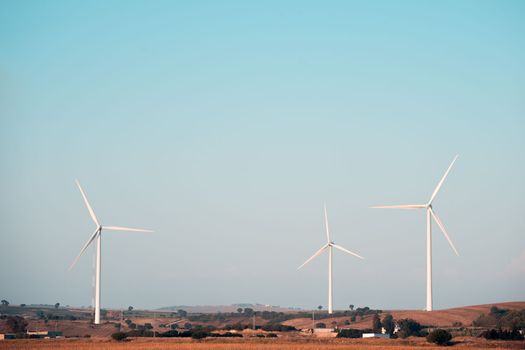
[349, 304, 354, 311]
[397, 319, 422, 338]
[427, 329, 452, 345]
[128, 306, 133, 312]
[6, 316, 28, 333]
[1, 299, 9, 307]
[381, 314, 395, 335]
[372, 314, 382, 333]
[55, 303, 60, 309]
[177, 309, 187, 317]
[243, 307, 254, 316]
[315, 322, 326, 328]
[318, 305, 323, 311]
[20, 304, 26, 307]
[237, 308, 243, 314]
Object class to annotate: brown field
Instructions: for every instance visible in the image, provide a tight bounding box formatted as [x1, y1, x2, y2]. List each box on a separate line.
[1, 337, 524, 350]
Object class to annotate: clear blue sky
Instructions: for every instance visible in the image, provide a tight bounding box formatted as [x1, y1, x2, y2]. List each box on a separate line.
[1, 0, 524, 311]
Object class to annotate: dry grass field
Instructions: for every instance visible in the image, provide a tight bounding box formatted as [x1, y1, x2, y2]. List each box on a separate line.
[1, 337, 524, 350]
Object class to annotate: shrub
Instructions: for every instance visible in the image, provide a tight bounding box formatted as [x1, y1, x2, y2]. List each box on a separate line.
[111, 332, 128, 341]
[215, 332, 242, 338]
[159, 330, 180, 337]
[261, 323, 296, 332]
[480, 329, 524, 340]
[266, 333, 278, 338]
[427, 329, 452, 345]
[191, 330, 208, 339]
[337, 329, 363, 338]
[315, 322, 326, 329]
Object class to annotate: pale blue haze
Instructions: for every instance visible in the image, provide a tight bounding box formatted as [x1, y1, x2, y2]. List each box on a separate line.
[1, 0, 524, 310]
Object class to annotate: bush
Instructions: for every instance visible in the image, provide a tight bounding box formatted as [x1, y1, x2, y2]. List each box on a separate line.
[191, 330, 208, 339]
[111, 332, 128, 341]
[267, 333, 278, 338]
[214, 332, 242, 338]
[427, 329, 452, 345]
[480, 329, 524, 340]
[315, 322, 326, 329]
[337, 329, 363, 338]
[159, 330, 180, 337]
[261, 323, 296, 332]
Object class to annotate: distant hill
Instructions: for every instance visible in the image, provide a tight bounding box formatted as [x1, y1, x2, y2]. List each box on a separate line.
[157, 303, 300, 313]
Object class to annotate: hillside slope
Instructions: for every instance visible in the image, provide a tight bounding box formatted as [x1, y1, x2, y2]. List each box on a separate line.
[283, 301, 525, 329]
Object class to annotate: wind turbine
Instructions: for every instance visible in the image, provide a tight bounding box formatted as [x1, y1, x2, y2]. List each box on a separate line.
[298, 205, 364, 314]
[69, 180, 153, 324]
[371, 155, 460, 311]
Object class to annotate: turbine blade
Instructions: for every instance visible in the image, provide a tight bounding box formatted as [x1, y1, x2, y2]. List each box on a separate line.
[429, 208, 459, 256]
[324, 203, 330, 243]
[428, 155, 459, 204]
[332, 244, 364, 259]
[298, 244, 329, 270]
[103, 226, 153, 233]
[75, 180, 99, 226]
[370, 204, 426, 209]
[69, 229, 99, 271]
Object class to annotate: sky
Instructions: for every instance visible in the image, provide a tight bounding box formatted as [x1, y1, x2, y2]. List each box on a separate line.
[0, 0, 524, 312]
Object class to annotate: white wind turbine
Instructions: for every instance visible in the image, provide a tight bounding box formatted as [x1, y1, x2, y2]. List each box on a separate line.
[371, 155, 460, 311]
[69, 180, 153, 324]
[298, 205, 364, 314]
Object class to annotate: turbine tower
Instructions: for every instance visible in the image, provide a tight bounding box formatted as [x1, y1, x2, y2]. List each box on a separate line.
[371, 155, 460, 311]
[298, 204, 364, 314]
[69, 180, 153, 324]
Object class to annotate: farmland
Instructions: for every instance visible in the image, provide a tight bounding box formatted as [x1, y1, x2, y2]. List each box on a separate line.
[0, 337, 524, 350]
[1, 301, 524, 349]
